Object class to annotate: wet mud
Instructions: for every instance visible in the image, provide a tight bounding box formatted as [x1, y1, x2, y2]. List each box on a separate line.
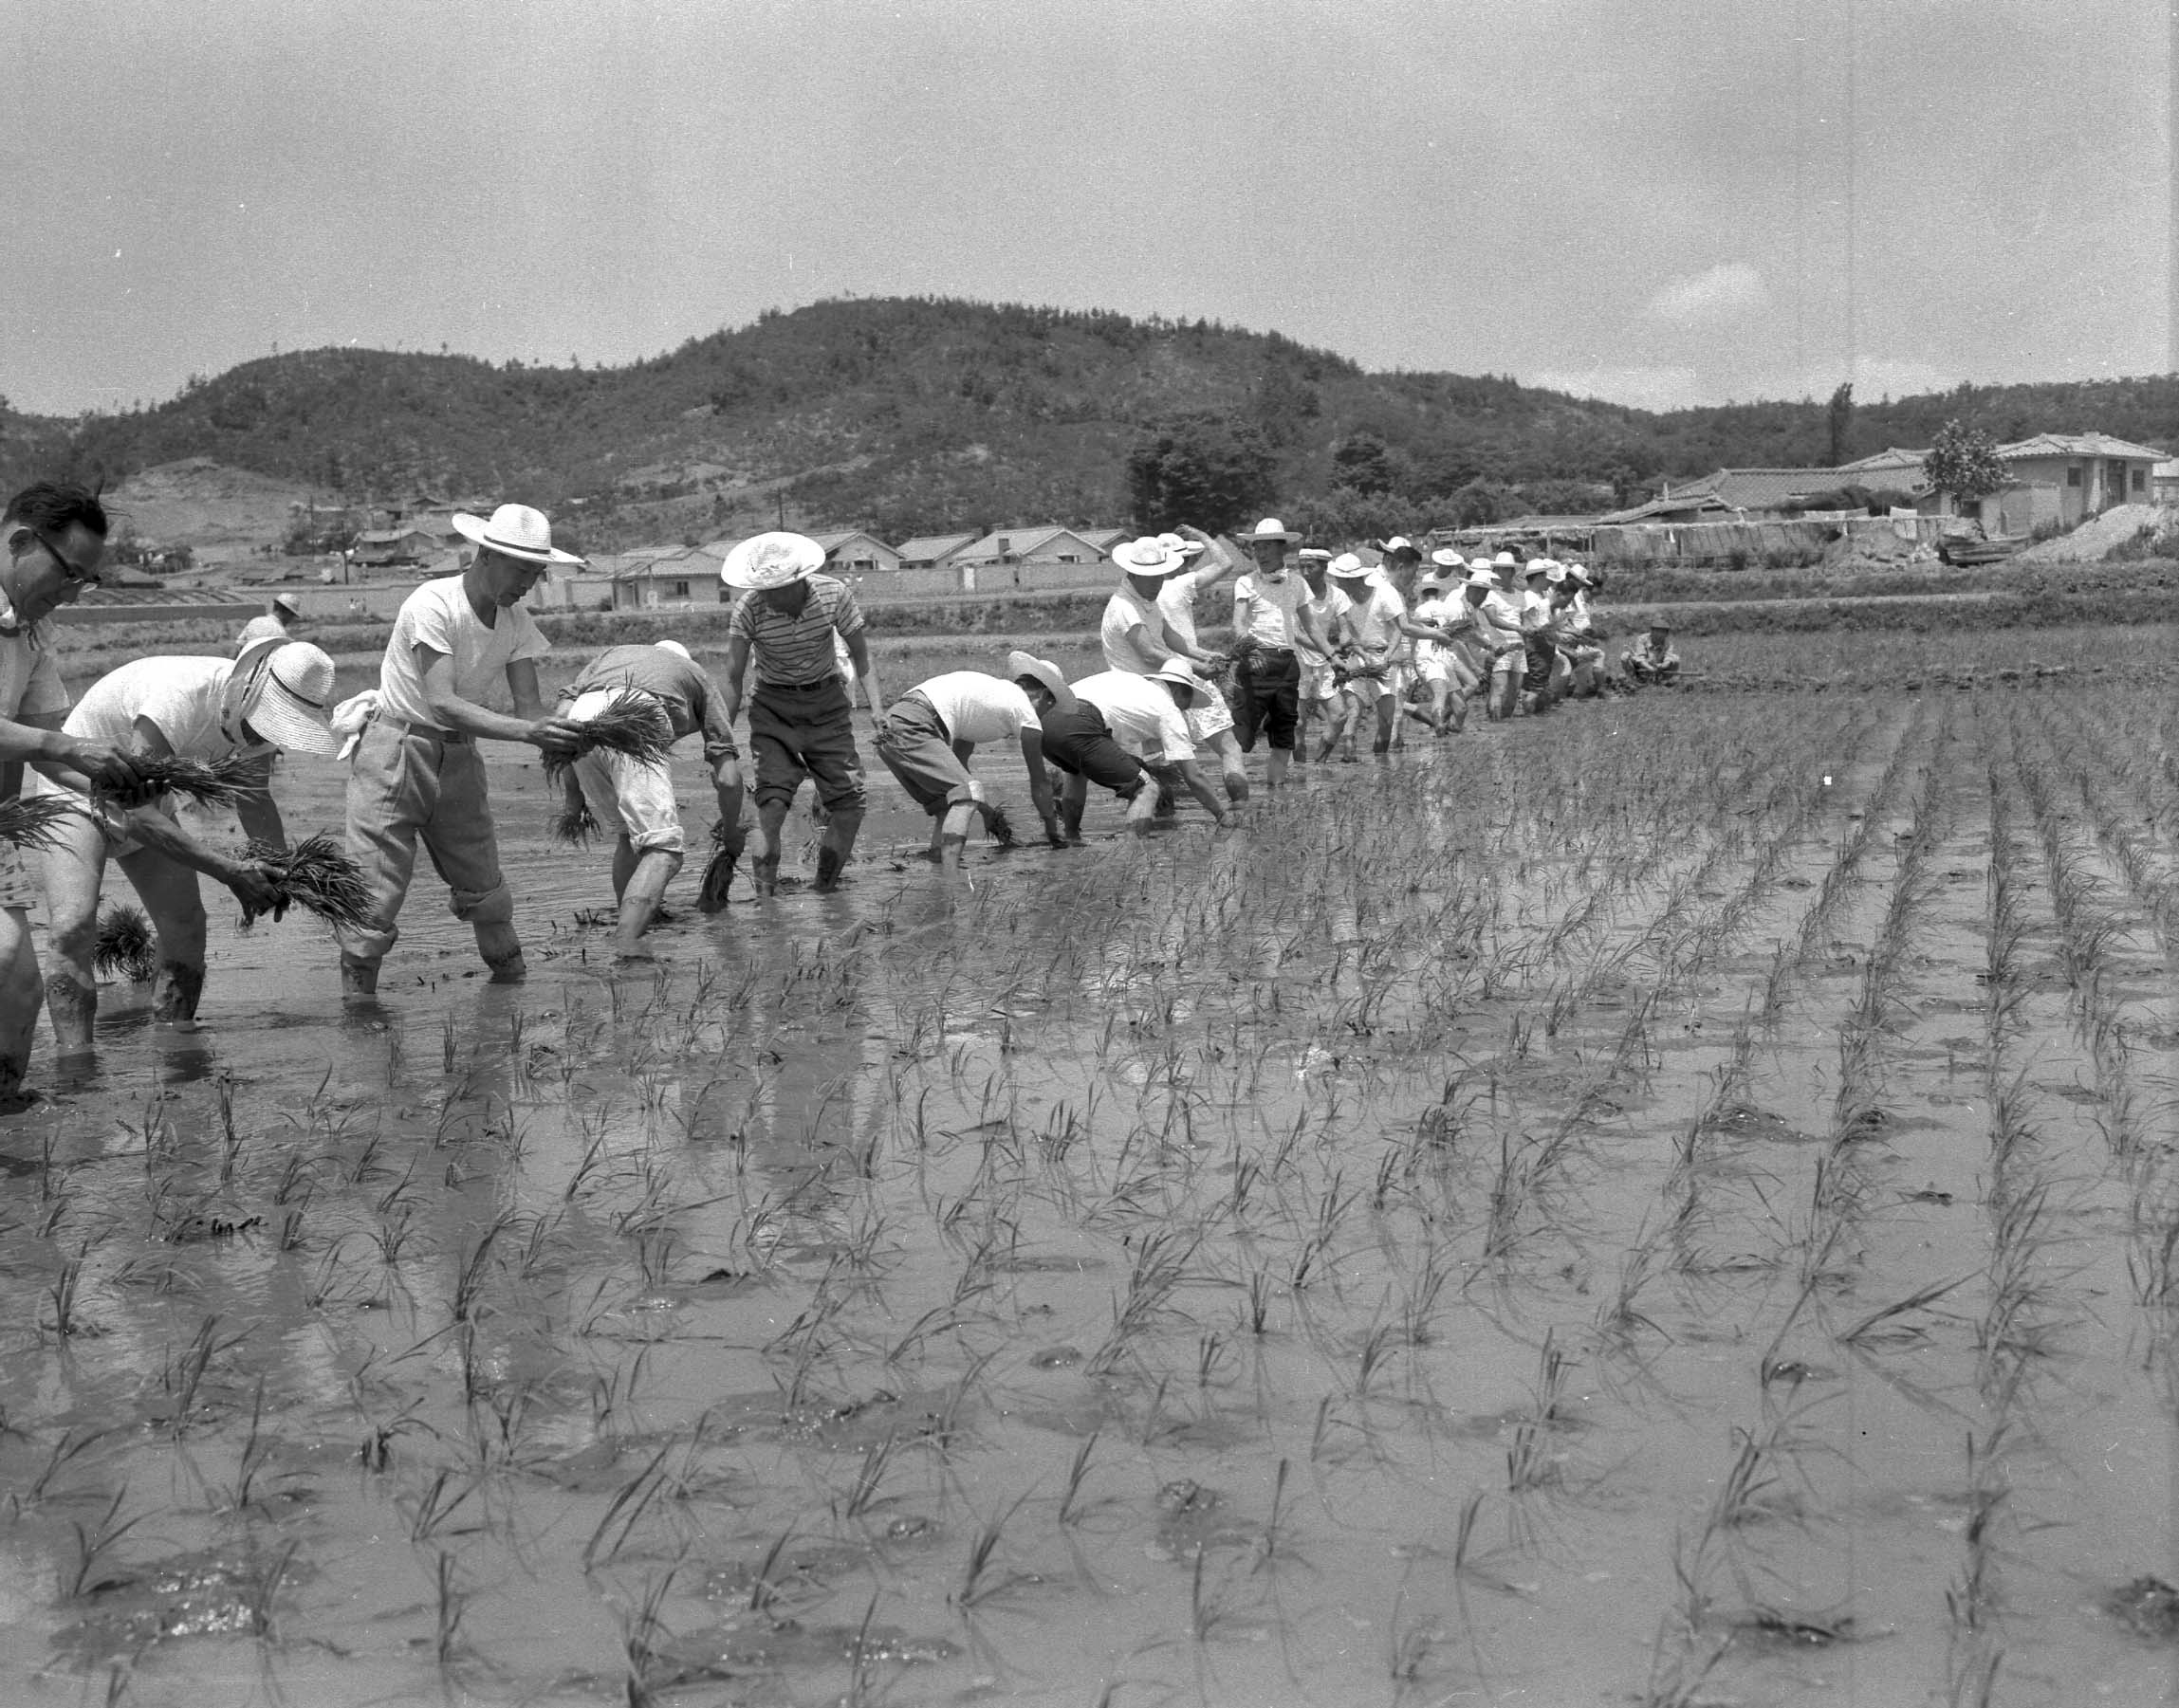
[0, 654, 2173, 1705]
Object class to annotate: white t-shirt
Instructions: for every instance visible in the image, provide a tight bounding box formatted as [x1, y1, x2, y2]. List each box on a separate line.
[1410, 596, 1459, 663]
[1297, 582, 1353, 661]
[1344, 581, 1406, 653]
[1072, 670, 1196, 763]
[1155, 569, 1211, 652]
[914, 671, 1042, 745]
[64, 656, 244, 755]
[377, 576, 549, 727]
[1099, 584, 1175, 675]
[1521, 589, 1553, 633]
[1232, 571, 1306, 650]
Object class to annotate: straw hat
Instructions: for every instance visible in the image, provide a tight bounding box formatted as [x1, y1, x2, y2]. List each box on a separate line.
[1430, 548, 1466, 569]
[1151, 658, 1205, 691]
[721, 531, 825, 591]
[1464, 567, 1499, 588]
[1377, 536, 1421, 561]
[1113, 537, 1187, 578]
[234, 641, 338, 756]
[1566, 565, 1594, 588]
[1327, 552, 1374, 579]
[271, 593, 303, 619]
[1492, 551, 1517, 569]
[1154, 531, 1207, 559]
[1239, 518, 1297, 545]
[1524, 558, 1556, 579]
[452, 503, 583, 569]
[1297, 548, 1333, 563]
[1006, 649, 1077, 711]
[655, 640, 692, 661]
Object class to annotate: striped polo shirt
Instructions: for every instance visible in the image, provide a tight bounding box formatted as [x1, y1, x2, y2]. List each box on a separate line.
[727, 575, 866, 689]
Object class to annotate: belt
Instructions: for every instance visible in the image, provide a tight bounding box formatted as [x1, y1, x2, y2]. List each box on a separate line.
[761, 673, 840, 693]
[1250, 646, 1296, 658]
[378, 715, 471, 744]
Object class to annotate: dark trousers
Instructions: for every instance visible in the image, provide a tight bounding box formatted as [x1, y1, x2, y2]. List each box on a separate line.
[1232, 649, 1301, 752]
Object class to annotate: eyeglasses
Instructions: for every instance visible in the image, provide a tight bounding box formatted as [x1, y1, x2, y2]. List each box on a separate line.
[33, 533, 101, 589]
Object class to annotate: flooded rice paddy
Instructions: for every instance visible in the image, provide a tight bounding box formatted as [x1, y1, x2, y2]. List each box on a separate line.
[0, 643, 2175, 1706]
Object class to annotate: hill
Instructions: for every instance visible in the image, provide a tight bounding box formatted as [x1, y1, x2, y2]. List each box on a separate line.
[12, 297, 2178, 550]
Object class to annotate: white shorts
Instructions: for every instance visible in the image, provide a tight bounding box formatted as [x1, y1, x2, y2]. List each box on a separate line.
[1184, 691, 1235, 743]
[1299, 656, 1340, 703]
[1414, 655, 1452, 688]
[568, 688, 683, 854]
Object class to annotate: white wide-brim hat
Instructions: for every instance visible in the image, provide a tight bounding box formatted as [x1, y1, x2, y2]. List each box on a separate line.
[1114, 536, 1187, 578]
[1154, 532, 1207, 558]
[1241, 518, 1297, 544]
[1492, 551, 1518, 569]
[1152, 658, 1204, 690]
[1566, 565, 1595, 587]
[1297, 548, 1333, 563]
[1430, 548, 1466, 569]
[271, 594, 303, 618]
[237, 641, 339, 756]
[1464, 568, 1499, 588]
[452, 503, 583, 569]
[1006, 649, 1077, 712]
[722, 531, 826, 590]
[1327, 552, 1374, 579]
[1415, 572, 1448, 591]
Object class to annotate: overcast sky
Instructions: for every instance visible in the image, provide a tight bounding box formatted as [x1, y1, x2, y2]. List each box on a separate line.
[4, 0, 2166, 416]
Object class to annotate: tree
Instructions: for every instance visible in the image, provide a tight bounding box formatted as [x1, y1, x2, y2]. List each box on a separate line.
[1330, 432, 1403, 496]
[1123, 413, 1279, 535]
[1924, 418, 2007, 515]
[1825, 381, 1854, 466]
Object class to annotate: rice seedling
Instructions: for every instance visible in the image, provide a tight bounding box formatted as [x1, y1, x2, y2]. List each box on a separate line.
[551, 796, 600, 845]
[237, 833, 374, 928]
[64, 1487, 148, 1599]
[101, 750, 260, 809]
[548, 690, 674, 781]
[93, 903, 159, 983]
[0, 791, 76, 851]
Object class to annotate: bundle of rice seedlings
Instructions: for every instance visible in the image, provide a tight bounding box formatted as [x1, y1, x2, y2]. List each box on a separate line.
[981, 802, 1017, 848]
[547, 690, 675, 780]
[94, 904, 159, 983]
[698, 818, 739, 913]
[100, 752, 262, 810]
[552, 798, 600, 845]
[0, 794, 77, 851]
[238, 833, 373, 929]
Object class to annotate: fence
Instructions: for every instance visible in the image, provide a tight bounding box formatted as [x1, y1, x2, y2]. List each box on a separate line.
[1453, 513, 1955, 571]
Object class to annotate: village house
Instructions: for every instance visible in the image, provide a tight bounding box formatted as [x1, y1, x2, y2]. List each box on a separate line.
[1841, 433, 2166, 533]
[808, 530, 902, 578]
[951, 524, 1113, 588]
[603, 542, 725, 611]
[894, 532, 979, 572]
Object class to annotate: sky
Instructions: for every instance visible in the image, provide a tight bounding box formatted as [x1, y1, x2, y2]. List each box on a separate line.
[3, 0, 2168, 417]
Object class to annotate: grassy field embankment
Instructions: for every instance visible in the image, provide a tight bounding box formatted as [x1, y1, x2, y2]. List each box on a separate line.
[43, 558, 2179, 678]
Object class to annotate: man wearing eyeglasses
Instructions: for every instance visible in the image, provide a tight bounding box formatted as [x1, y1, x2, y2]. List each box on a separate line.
[0, 483, 152, 1109]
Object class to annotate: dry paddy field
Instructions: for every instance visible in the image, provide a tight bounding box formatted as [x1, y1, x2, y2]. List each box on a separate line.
[0, 627, 2174, 1707]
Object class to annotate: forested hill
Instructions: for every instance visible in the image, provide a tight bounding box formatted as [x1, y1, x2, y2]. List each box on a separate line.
[9, 296, 2177, 547]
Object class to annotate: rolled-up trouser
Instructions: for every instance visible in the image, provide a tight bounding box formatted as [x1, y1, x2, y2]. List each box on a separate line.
[1231, 649, 1300, 751]
[748, 678, 866, 813]
[567, 688, 684, 854]
[874, 691, 977, 817]
[339, 719, 514, 964]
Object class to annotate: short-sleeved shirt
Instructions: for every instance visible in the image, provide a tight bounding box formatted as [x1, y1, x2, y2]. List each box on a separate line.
[1099, 584, 1176, 675]
[63, 656, 247, 757]
[1471, 591, 1527, 649]
[1344, 581, 1406, 653]
[1072, 670, 1195, 763]
[1296, 582, 1353, 660]
[1154, 569, 1212, 652]
[1410, 596, 1460, 663]
[376, 576, 550, 727]
[727, 575, 864, 689]
[568, 644, 737, 762]
[1521, 589, 1553, 633]
[1232, 571, 1307, 650]
[911, 671, 1043, 745]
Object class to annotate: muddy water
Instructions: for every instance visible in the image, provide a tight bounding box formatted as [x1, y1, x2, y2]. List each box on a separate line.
[0, 662, 2175, 1706]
